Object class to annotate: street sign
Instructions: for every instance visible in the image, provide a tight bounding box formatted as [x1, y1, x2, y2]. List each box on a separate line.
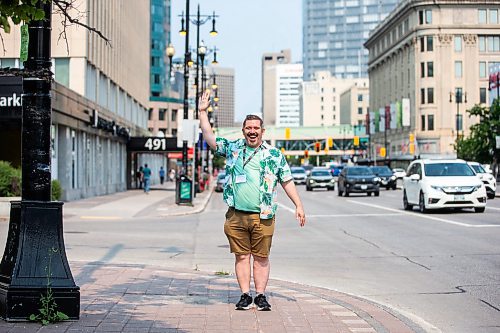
[0, 76, 23, 119]
[128, 137, 182, 152]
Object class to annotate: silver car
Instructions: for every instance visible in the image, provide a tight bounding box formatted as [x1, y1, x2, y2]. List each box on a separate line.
[306, 167, 335, 191]
[291, 167, 307, 185]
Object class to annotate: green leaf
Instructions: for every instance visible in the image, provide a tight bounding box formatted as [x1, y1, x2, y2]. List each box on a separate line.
[57, 311, 69, 320]
[42, 319, 49, 326]
[29, 314, 37, 321]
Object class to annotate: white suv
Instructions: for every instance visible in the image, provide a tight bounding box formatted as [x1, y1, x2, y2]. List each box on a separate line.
[403, 159, 487, 213]
[467, 161, 497, 199]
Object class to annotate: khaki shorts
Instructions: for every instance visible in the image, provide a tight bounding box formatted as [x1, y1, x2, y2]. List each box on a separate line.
[224, 207, 275, 257]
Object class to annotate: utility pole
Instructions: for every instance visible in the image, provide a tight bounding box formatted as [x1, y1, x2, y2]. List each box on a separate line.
[0, 1, 79, 320]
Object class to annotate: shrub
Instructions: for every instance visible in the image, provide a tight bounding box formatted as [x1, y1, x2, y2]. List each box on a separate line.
[51, 180, 62, 201]
[0, 161, 21, 197]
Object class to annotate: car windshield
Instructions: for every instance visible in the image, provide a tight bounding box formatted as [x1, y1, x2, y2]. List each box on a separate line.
[291, 168, 306, 174]
[217, 173, 226, 180]
[347, 168, 373, 176]
[424, 163, 475, 176]
[470, 164, 486, 173]
[371, 166, 392, 174]
[311, 170, 331, 176]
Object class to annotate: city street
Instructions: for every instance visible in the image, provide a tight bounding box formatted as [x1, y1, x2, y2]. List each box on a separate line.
[1, 183, 495, 332]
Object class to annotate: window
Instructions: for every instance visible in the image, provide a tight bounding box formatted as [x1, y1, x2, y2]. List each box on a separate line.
[358, 94, 363, 101]
[159, 108, 166, 121]
[421, 88, 426, 104]
[148, 109, 153, 121]
[421, 62, 425, 77]
[427, 62, 434, 77]
[420, 37, 425, 51]
[478, 9, 487, 24]
[421, 115, 426, 130]
[480, 88, 487, 103]
[428, 115, 434, 131]
[426, 10, 432, 24]
[454, 36, 462, 52]
[479, 36, 486, 52]
[479, 62, 487, 78]
[358, 107, 363, 114]
[455, 61, 462, 78]
[491, 9, 499, 24]
[419, 10, 424, 24]
[153, 74, 160, 84]
[171, 109, 178, 122]
[427, 36, 433, 51]
[427, 88, 434, 104]
[54, 58, 70, 87]
[455, 87, 464, 103]
[456, 114, 463, 131]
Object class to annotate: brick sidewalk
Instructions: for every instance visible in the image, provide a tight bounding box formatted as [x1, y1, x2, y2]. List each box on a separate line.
[0, 262, 422, 333]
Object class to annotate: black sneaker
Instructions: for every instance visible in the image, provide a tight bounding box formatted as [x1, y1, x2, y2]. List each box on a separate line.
[254, 294, 271, 311]
[235, 293, 253, 310]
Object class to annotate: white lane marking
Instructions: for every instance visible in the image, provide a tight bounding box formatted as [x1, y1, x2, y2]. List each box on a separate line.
[308, 213, 403, 218]
[277, 202, 295, 214]
[80, 216, 121, 220]
[346, 200, 500, 228]
[486, 206, 500, 211]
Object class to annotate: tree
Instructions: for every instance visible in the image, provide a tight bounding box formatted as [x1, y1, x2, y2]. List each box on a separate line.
[457, 99, 500, 165]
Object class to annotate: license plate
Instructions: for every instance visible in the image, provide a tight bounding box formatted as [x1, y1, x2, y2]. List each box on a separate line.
[319, 183, 327, 186]
[361, 185, 367, 190]
[454, 195, 465, 201]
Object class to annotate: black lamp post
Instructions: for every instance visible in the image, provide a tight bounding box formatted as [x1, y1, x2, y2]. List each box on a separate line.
[0, 1, 79, 320]
[450, 89, 467, 158]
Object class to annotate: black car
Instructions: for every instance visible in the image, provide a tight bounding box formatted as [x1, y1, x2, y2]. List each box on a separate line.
[337, 166, 380, 197]
[370, 166, 397, 190]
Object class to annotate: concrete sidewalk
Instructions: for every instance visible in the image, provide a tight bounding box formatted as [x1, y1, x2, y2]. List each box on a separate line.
[0, 183, 428, 332]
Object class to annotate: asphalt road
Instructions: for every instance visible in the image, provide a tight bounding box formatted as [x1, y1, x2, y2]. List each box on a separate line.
[0, 183, 498, 332]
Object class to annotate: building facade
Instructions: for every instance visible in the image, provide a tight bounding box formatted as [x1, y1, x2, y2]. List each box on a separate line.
[262, 49, 292, 126]
[339, 80, 370, 127]
[300, 71, 367, 127]
[274, 63, 303, 127]
[365, 0, 500, 161]
[209, 66, 235, 127]
[302, 0, 400, 80]
[0, 2, 164, 201]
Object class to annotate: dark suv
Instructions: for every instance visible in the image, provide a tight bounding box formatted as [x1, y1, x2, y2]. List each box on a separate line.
[337, 166, 380, 197]
[370, 166, 397, 190]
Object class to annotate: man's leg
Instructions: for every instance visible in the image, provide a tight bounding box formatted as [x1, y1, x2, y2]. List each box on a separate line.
[235, 254, 251, 293]
[252, 255, 270, 294]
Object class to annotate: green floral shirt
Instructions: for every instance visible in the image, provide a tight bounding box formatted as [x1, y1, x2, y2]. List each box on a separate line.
[215, 137, 292, 219]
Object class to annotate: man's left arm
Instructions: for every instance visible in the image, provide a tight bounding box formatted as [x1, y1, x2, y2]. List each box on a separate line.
[281, 180, 306, 227]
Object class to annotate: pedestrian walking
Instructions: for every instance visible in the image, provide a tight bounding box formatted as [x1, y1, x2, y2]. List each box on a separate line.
[136, 166, 144, 189]
[159, 166, 166, 185]
[169, 168, 176, 182]
[198, 90, 306, 311]
[143, 164, 152, 194]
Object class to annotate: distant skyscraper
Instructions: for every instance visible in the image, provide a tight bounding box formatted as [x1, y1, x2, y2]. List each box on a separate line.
[210, 67, 235, 127]
[302, 0, 400, 80]
[150, 0, 171, 97]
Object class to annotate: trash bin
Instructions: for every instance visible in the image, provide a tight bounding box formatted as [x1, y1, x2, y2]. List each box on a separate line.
[175, 174, 192, 204]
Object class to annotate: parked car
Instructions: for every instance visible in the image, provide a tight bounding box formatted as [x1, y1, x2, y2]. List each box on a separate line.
[468, 161, 496, 199]
[403, 159, 487, 213]
[337, 166, 380, 197]
[370, 166, 397, 190]
[215, 172, 227, 192]
[392, 168, 406, 180]
[291, 166, 307, 185]
[306, 167, 335, 191]
[330, 165, 345, 177]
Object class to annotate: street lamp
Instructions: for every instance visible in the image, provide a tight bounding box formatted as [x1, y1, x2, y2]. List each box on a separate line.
[450, 89, 467, 158]
[166, 43, 175, 77]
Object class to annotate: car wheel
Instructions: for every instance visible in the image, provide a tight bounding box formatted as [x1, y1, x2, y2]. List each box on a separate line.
[386, 186, 390, 190]
[306, 186, 312, 191]
[374, 191, 379, 197]
[474, 207, 486, 213]
[487, 193, 495, 199]
[403, 190, 413, 211]
[419, 192, 428, 213]
[392, 185, 397, 190]
[367, 192, 372, 196]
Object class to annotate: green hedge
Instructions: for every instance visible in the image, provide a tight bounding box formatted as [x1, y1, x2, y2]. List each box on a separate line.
[0, 161, 63, 200]
[0, 161, 21, 197]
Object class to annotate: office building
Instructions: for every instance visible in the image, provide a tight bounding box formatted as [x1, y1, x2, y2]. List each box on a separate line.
[339, 80, 370, 127]
[364, 0, 500, 160]
[303, 0, 400, 80]
[273, 63, 303, 127]
[209, 66, 235, 127]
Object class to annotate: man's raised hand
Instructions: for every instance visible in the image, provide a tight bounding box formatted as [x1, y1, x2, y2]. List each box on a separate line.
[198, 90, 211, 112]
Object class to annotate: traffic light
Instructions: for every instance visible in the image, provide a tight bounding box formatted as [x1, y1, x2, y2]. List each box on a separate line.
[304, 150, 309, 158]
[315, 142, 320, 153]
[409, 133, 415, 143]
[280, 147, 285, 153]
[353, 136, 360, 146]
[380, 147, 386, 157]
[285, 127, 291, 140]
[327, 137, 333, 148]
[409, 143, 415, 155]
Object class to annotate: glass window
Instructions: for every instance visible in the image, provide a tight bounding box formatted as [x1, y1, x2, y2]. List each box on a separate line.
[427, 36, 433, 51]
[421, 88, 426, 104]
[54, 58, 70, 87]
[0, 58, 16, 68]
[455, 61, 462, 78]
[455, 87, 464, 103]
[428, 62, 434, 77]
[454, 36, 462, 52]
[148, 109, 153, 121]
[420, 36, 425, 51]
[426, 10, 432, 24]
[479, 36, 486, 52]
[428, 115, 434, 131]
[478, 9, 487, 24]
[421, 115, 426, 130]
[456, 114, 463, 131]
[358, 107, 363, 114]
[491, 9, 498, 24]
[479, 62, 487, 78]
[171, 109, 177, 122]
[421, 62, 425, 77]
[488, 36, 495, 52]
[419, 10, 424, 24]
[427, 88, 434, 104]
[159, 108, 166, 121]
[358, 94, 363, 101]
[480, 87, 487, 103]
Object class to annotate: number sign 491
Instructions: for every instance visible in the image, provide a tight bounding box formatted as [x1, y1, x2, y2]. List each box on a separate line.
[144, 138, 166, 151]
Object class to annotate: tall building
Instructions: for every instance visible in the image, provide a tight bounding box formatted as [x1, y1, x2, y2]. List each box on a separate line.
[150, 0, 171, 97]
[275, 63, 303, 127]
[300, 71, 367, 127]
[364, 0, 500, 161]
[0, 2, 163, 200]
[262, 49, 292, 126]
[209, 66, 235, 127]
[302, 0, 400, 80]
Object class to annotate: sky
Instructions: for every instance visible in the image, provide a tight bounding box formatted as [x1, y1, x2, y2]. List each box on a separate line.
[170, 0, 303, 123]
